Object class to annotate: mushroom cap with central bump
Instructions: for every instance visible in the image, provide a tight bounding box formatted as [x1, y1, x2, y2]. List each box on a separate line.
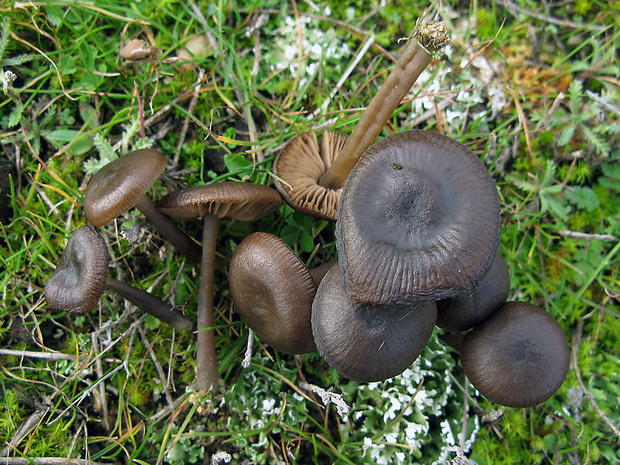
[273, 131, 348, 221]
[44, 225, 110, 313]
[336, 129, 501, 306]
[84, 148, 168, 227]
[460, 301, 570, 407]
[156, 182, 282, 221]
[229, 232, 317, 354]
[312, 264, 437, 383]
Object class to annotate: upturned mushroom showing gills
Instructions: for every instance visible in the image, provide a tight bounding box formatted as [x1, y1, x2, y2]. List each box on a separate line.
[229, 232, 317, 355]
[157, 182, 283, 393]
[436, 253, 510, 332]
[336, 129, 501, 306]
[273, 21, 450, 221]
[273, 131, 348, 221]
[84, 148, 201, 261]
[44, 226, 192, 332]
[460, 301, 570, 408]
[312, 264, 437, 383]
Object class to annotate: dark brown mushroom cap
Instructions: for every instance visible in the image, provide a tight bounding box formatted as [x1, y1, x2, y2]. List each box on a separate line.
[157, 182, 282, 221]
[460, 301, 570, 408]
[229, 232, 317, 354]
[312, 264, 437, 383]
[44, 226, 110, 314]
[436, 253, 510, 332]
[84, 149, 168, 227]
[336, 129, 501, 306]
[273, 131, 348, 221]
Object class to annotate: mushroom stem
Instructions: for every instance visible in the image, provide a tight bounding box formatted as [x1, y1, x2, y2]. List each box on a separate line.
[135, 195, 202, 262]
[194, 213, 221, 393]
[308, 260, 337, 286]
[105, 277, 193, 332]
[319, 21, 449, 190]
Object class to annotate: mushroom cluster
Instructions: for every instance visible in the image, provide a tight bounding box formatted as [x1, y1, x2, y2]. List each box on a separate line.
[308, 129, 569, 408]
[45, 148, 284, 394]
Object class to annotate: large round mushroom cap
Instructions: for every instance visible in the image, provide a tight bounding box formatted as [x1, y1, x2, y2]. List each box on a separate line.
[273, 131, 348, 221]
[157, 182, 282, 221]
[229, 232, 317, 354]
[84, 148, 168, 226]
[44, 225, 110, 313]
[436, 253, 510, 332]
[337, 129, 501, 306]
[460, 301, 570, 408]
[312, 264, 437, 383]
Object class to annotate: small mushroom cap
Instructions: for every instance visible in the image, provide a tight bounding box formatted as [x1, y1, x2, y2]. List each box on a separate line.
[229, 232, 317, 354]
[337, 129, 501, 306]
[84, 149, 168, 227]
[460, 301, 570, 408]
[44, 226, 110, 313]
[436, 253, 510, 332]
[157, 182, 282, 221]
[312, 264, 437, 383]
[177, 34, 213, 70]
[273, 131, 348, 221]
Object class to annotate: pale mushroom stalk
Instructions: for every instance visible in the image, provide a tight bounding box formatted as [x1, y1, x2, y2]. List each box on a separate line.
[194, 214, 221, 393]
[105, 277, 192, 332]
[134, 196, 202, 261]
[319, 21, 449, 190]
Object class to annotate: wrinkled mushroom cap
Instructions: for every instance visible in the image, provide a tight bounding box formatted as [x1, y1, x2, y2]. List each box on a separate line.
[337, 129, 501, 305]
[460, 301, 570, 408]
[84, 148, 168, 226]
[436, 253, 510, 332]
[273, 131, 348, 221]
[44, 225, 110, 313]
[229, 232, 317, 354]
[312, 264, 437, 383]
[157, 182, 282, 221]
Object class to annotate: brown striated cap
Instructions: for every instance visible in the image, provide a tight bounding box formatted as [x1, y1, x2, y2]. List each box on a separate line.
[311, 264, 437, 383]
[273, 131, 348, 221]
[436, 253, 510, 332]
[336, 129, 501, 306]
[157, 182, 282, 221]
[44, 225, 110, 313]
[84, 148, 168, 227]
[460, 301, 569, 408]
[229, 232, 317, 354]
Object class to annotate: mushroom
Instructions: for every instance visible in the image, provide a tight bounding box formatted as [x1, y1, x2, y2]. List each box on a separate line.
[273, 21, 450, 220]
[84, 148, 201, 261]
[157, 182, 283, 392]
[459, 301, 570, 408]
[436, 253, 510, 332]
[229, 232, 317, 355]
[312, 264, 437, 383]
[119, 39, 159, 61]
[273, 131, 348, 221]
[176, 34, 214, 71]
[336, 129, 501, 306]
[44, 225, 192, 332]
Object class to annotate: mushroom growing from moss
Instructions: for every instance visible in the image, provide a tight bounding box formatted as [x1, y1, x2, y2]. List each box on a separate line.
[157, 182, 282, 392]
[312, 264, 437, 383]
[84, 148, 201, 261]
[273, 21, 450, 220]
[44, 225, 192, 332]
[229, 232, 317, 355]
[336, 129, 501, 306]
[459, 301, 570, 407]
